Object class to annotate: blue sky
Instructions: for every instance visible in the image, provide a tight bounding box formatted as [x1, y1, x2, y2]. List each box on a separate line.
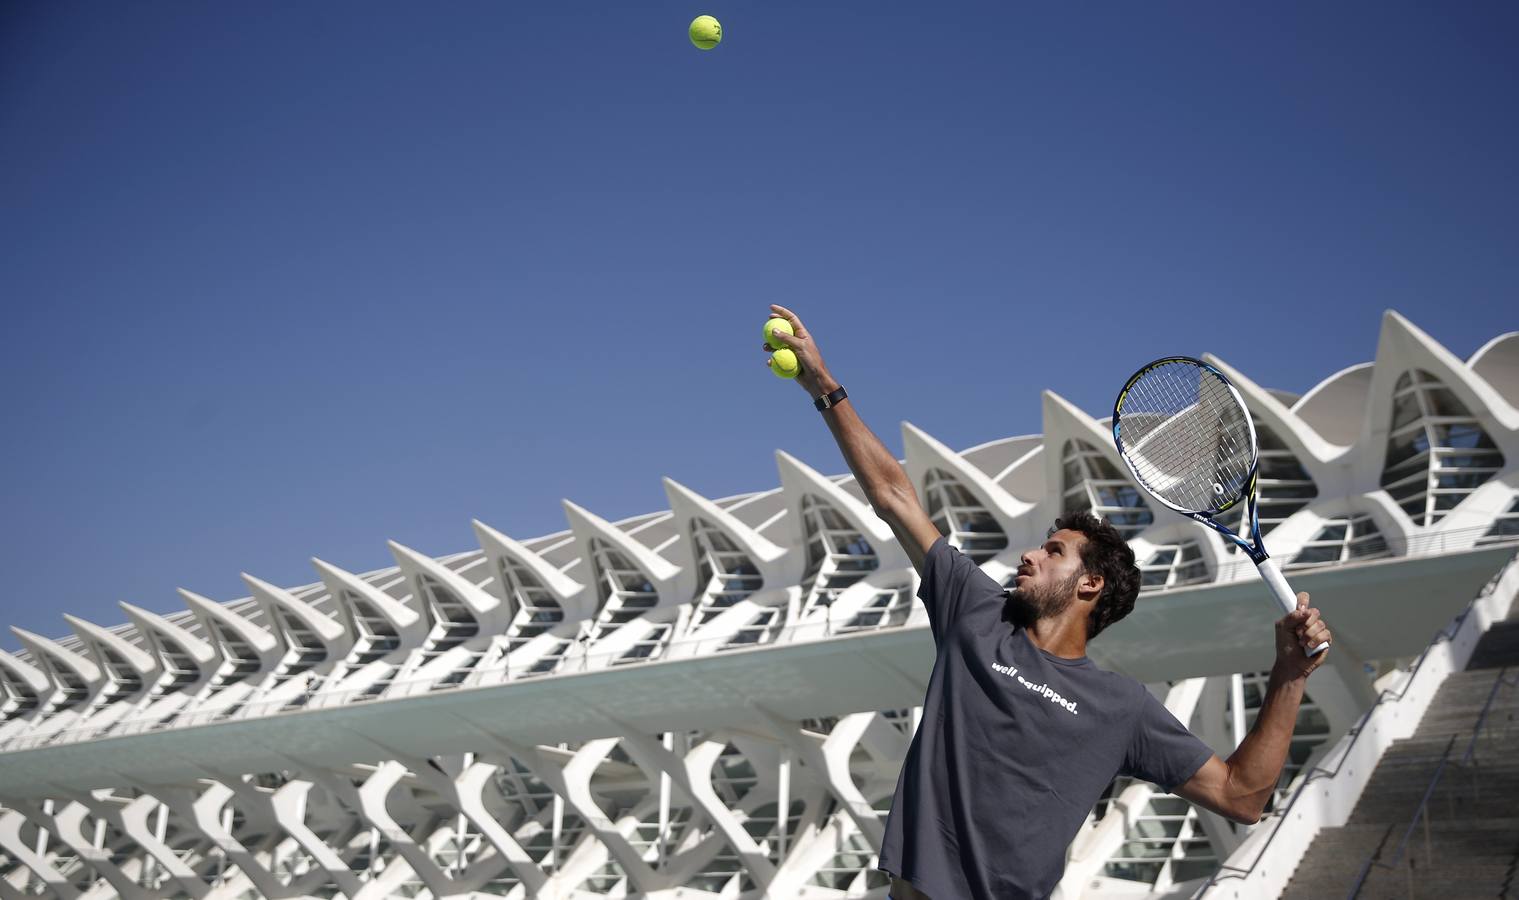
[2, 1, 1514, 648]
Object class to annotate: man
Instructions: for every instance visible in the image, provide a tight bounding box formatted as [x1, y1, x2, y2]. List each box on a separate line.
[763, 304, 1334, 900]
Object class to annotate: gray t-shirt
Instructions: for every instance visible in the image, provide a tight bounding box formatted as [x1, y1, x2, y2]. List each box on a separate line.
[877, 536, 1213, 900]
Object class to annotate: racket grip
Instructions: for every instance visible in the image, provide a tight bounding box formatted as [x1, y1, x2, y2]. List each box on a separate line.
[1256, 558, 1330, 656]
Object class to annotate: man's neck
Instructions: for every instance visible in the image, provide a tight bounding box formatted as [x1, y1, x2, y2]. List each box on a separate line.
[1024, 616, 1089, 659]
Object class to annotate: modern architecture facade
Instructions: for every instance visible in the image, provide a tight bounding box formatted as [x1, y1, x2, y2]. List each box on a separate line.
[0, 311, 1516, 899]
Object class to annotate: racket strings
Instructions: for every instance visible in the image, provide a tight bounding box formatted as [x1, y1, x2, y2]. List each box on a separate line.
[1116, 362, 1254, 514]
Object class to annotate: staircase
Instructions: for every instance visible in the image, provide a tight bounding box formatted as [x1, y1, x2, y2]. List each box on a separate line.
[1280, 620, 1519, 899]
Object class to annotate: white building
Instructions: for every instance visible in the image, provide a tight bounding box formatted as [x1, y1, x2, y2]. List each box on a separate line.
[0, 310, 1515, 900]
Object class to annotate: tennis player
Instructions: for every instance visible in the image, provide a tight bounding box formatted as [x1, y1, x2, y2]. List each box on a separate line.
[763, 304, 1334, 900]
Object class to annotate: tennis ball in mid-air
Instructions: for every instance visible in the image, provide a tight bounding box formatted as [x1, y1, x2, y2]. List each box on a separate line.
[771, 349, 801, 379]
[689, 15, 722, 50]
[763, 316, 793, 349]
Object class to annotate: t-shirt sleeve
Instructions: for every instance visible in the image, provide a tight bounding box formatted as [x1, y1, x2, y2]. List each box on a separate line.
[1122, 686, 1215, 792]
[915, 535, 1004, 643]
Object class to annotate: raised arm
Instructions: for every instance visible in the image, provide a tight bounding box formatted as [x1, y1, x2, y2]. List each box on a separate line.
[1172, 594, 1332, 824]
[764, 304, 941, 576]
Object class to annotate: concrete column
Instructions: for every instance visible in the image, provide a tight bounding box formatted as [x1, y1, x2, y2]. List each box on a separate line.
[0, 808, 79, 899]
[20, 799, 150, 900]
[1189, 677, 1243, 857]
[616, 727, 777, 886]
[328, 761, 456, 900]
[265, 780, 362, 898]
[398, 755, 551, 897]
[111, 792, 209, 898]
[490, 736, 660, 897]
[152, 782, 289, 899]
[749, 706, 883, 846]
[1303, 645, 1379, 737]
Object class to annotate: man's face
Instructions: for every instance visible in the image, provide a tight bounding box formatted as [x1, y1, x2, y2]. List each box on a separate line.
[1007, 529, 1090, 622]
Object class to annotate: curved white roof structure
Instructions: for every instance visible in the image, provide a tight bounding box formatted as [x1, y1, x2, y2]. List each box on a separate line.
[0, 310, 1515, 899]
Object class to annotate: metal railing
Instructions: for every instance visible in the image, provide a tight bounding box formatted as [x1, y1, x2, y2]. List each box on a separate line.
[1198, 523, 1514, 583]
[1189, 552, 1517, 898]
[1344, 733, 1457, 900]
[1344, 666, 1518, 899]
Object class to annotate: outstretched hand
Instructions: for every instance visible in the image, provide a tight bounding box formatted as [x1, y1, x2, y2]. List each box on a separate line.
[1273, 592, 1331, 679]
[763, 304, 833, 396]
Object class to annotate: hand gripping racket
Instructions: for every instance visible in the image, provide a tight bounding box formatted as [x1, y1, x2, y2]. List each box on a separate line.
[1112, 356, 1328, 655]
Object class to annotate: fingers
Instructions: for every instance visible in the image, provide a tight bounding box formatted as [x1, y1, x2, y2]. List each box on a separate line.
[1292, 604, 1330, 654]
[1284, 592, 1313, 625]
[764, 330, 796, 351]
[1291, 605, 1321, 638]
[1302, 621, 1331, 652]
[769, 303, 807, 337]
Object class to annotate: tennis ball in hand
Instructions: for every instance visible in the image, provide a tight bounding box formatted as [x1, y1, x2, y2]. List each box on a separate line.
[763, 316, 794, 349]
[689, 15, 722, 50]
[771, 348, 801, 379]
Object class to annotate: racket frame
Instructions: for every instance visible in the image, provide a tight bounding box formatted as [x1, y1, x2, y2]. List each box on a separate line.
[1112, 356, 1327, 655]
[1111, 356, 1267, 562]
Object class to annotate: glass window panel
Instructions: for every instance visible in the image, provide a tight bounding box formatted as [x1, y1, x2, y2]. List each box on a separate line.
[1381, 370, 1505, 526]
[1435, 471, 1496, 490]
[1177, 559, 1208, 580]
[1382, 454, 1432, 483]
[1422, 388, 1472, 419]
[1062, 459, 1084, 485]
[1265, 484, 1319, 500]
[1479, 504, 1519, 544]
[1385, 479, 1427, 501]
[1382, 434, 1427, 471]
[1257, 426, 1288, 451]
[1089, 455, 1124, 479]
[1436, 451, 1503, 469]
[1389, 392, 1422, 432]
[1431, 492, 1465, 510]
[1294, 546, 1341, 565]
[1259, 458, 1312, 480]
[1433, 423, 1496, 450]
[1348, 535, 1390, 558]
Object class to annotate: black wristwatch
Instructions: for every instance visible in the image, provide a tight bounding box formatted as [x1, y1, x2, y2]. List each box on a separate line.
[814, 386, 848, 411]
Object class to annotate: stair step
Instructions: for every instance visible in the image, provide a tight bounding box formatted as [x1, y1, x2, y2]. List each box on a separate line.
[1467, 622, 1519, 669]
[1276, 620, 1519, 899]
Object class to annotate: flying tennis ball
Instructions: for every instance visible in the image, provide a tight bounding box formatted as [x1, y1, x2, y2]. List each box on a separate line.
[763, 316, 794, 349]
[771, 348, 801, 379]
[689, 15, 722, 50]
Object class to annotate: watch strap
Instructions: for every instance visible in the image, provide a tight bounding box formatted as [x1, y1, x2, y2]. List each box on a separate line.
[814, 386, 848, 411]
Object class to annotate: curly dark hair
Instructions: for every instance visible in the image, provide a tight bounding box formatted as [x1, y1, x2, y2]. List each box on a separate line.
[1051, 512, 1142, 640]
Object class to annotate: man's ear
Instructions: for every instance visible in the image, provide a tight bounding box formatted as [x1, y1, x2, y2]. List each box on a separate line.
[1078, 573, 1104, 602]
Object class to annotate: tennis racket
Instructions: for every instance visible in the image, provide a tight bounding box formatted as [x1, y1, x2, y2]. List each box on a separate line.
[1111, 356, 1328, 656]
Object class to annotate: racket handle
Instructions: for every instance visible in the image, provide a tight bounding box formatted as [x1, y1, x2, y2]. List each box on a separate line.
[1256, 558, 1330, 656]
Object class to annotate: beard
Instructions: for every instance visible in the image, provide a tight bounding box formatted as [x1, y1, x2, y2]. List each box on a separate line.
[1002, 569, 1082, 629]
